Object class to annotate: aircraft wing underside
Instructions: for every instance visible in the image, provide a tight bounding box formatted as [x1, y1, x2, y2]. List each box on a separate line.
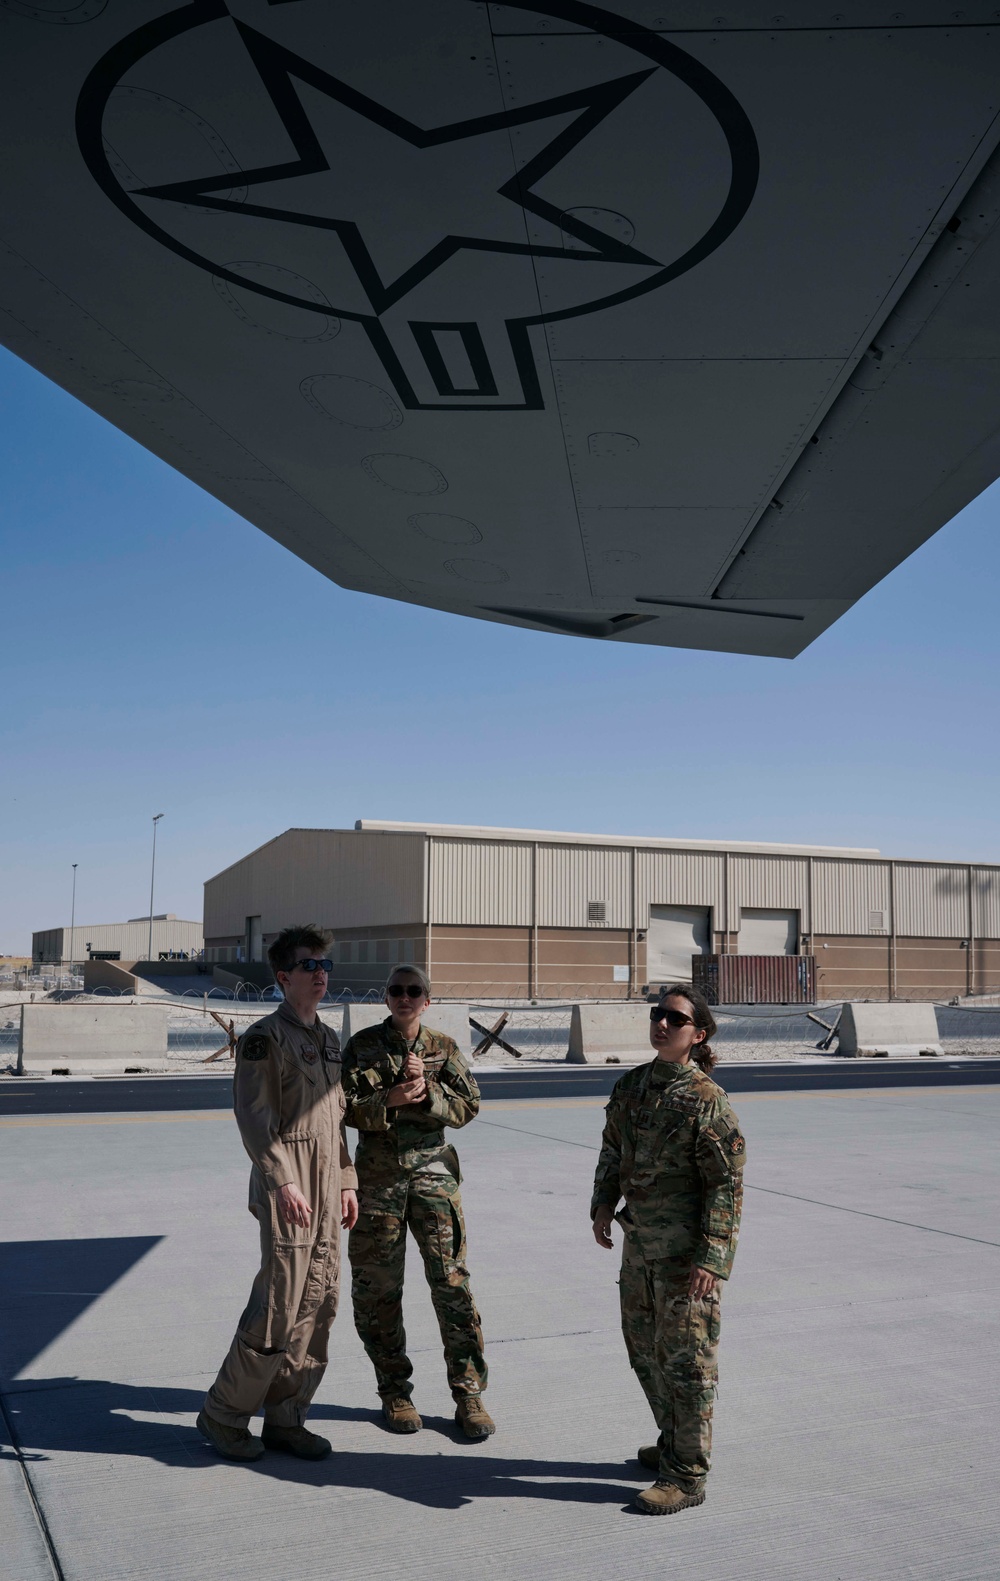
[3, 1, 1000, 657]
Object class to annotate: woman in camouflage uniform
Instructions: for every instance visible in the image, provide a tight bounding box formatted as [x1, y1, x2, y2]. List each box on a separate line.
[341, 965, 493, 1440]
[591, 984, 745, 1516]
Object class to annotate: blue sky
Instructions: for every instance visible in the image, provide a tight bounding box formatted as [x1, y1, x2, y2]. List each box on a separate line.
[2, 345, 998, 953]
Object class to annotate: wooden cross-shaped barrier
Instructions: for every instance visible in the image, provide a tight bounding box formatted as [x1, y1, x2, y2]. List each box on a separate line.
[470, 1011, 523, 1059]
[202, 1011, 237, 1063]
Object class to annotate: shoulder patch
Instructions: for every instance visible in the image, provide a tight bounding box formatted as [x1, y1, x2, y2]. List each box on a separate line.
[241, 1033, 270, 1062]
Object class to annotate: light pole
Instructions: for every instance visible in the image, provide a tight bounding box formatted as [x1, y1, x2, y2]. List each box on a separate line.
[68, 863, 78, 975]
[148, 814, 164, 963]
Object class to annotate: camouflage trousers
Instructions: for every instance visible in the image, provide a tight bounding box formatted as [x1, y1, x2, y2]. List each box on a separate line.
[619, 1229, 721, 1494]
[348, 1170, 487, 1401]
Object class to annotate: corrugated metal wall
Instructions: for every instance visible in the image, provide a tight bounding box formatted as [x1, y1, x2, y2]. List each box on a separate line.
[430, 839, 531, 926]
[973, 868, 1000, 937]
[636, 850, 725, 921]
[535, 843, 631, 927]
[34, 919, 203, 960]
[206, 829, 1000, 941]
[205, 829, 425, 936]
[894, 863, 970, 937]
[812, 859, 890, 934]
[731, 855, 808, 917]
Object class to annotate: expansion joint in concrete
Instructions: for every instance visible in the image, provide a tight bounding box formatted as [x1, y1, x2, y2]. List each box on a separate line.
[0, 1386, 66, 1581]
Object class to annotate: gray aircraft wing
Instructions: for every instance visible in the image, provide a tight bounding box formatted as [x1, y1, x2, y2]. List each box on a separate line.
[2, 1, 999, 657]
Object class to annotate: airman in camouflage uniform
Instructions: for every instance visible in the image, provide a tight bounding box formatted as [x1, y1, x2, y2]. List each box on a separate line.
[592, 985, 745, 1515]
[342, 965, 492, 1439]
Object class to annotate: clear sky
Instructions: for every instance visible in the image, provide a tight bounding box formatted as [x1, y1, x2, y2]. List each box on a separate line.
[2, 345, 998, 954]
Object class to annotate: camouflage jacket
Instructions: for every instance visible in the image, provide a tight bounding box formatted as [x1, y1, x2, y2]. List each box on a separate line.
[341, 1019, 480, 1204]
[590, 1058, 745, 1280]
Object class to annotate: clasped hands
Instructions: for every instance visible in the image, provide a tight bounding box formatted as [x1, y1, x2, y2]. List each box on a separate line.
[590, 1203, 718, 1298]
[385, 1050, 428, 1108]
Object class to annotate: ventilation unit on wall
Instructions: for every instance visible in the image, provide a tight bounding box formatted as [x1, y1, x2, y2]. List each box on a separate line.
[587, 901, 607, 923]
[869, 910, 887, 931]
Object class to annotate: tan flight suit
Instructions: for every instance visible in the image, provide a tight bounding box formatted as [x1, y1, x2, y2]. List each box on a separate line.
[203, 1001, 357, 1430]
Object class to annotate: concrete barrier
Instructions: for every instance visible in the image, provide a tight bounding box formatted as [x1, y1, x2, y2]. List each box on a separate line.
[83, 959, 139, 994]
[341, 1002, 471, 1056]
[567, 1003, 652, 1064]
[838, 1002, 944, 1057]
[18, 1004, 170, 1073]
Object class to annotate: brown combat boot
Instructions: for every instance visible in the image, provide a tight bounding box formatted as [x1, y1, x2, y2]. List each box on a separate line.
[637, 1444, 660, 1471]
[382, 1396, 422, 1433]
[261, 1424, 331, 1459]
[196, 1410, 264, 1462]
[455, 1395, 495, 1439]
[635, 1480, 706, 1516]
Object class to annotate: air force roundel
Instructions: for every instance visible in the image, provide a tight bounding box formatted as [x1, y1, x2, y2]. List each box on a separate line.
[76, 0, 758, 412]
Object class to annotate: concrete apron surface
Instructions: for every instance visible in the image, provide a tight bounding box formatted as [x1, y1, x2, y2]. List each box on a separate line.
[0, 1085, 998, 1581]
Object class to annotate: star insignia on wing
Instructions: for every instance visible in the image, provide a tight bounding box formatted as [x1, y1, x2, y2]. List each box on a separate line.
[132, 18, 663, 315]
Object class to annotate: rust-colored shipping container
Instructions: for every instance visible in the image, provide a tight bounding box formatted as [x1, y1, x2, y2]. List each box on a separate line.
[693, 954, 817, 1005]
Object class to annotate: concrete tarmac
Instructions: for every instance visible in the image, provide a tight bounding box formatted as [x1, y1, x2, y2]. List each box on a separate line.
[1, 1081, 998, 1581]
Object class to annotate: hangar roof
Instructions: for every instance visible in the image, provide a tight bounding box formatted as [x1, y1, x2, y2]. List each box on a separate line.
[354, 819, 881, 858]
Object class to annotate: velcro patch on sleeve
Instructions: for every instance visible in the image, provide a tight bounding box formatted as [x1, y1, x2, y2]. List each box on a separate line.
[241, 1033, 270, 1062]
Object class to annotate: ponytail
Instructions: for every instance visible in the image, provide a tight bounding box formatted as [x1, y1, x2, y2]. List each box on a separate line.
[657, 983, 719, 1074]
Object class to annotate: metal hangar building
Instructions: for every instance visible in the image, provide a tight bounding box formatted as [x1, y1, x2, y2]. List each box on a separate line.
[203, 821, 1000, 1002]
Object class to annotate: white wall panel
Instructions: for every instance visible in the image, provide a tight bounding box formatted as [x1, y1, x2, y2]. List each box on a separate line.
[636, 850, 725, 925]
[731, 856, 808, 915]
[205, 830, 425, 936]
[536, 845, 630, 928]
[430, 839, 531, 927]
[973, 868, 1000, 939]
[812, 859, 890, 934]
[895, 864, 968, 937]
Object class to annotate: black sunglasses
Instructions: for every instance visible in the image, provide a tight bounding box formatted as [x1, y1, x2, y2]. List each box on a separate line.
[387, 984, 426, 998]
[650, 1006, 695, 1028]
[291, 958, 332, 973]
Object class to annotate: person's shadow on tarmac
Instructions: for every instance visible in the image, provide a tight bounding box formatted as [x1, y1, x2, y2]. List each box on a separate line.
[0, 1237, 643, 1510]
[1, 1377, 641, 1509]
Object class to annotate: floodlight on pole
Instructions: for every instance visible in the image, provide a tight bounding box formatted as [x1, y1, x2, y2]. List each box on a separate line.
[69, 863, 78, 975]
[148, 814, 164, 963]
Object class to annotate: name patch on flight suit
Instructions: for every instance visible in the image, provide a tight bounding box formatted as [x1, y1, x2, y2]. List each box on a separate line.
[242, 1034, 269, 1061]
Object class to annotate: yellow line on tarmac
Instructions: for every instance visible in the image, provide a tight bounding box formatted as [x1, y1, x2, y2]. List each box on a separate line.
[0, 1083, 995, 1130]
[0, 1110, 230, 1129]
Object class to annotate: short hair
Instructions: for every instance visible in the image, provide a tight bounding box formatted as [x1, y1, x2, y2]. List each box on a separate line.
[267, 924, 332, 977]
[385, 963, 431, 997]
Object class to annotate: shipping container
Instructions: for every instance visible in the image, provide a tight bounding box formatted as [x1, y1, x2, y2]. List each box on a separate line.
[693, 954, 817, 1005]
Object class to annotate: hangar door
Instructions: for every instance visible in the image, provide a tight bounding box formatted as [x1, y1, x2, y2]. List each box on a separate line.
[647, 906, 712, 986]
[739, 909, 798, 955]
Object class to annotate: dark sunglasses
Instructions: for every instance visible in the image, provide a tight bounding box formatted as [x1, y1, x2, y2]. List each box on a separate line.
[291, 958, 332, 973]
[387, 984, 426, 999]
[650, 1006, 695, 1028]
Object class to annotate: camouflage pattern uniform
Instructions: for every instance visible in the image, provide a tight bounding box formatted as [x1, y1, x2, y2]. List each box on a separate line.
[341, 1019, 487, 1403]
[204, 1002, 357, 1431]
[591, 1058, 745, 1495]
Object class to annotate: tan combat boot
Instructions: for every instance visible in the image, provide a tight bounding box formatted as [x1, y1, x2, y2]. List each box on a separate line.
[382, 1396, 423, 1433]
[635, 1480, 706, 1516]
[196, 1410, 264, 1462]
[637, 1444, 660, 1471]
[455, 1395, 495, 1439]
[261, 1424, 331, 1459]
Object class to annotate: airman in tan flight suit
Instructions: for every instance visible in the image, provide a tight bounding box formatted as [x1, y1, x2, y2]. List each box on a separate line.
[197, 926, 358, 1462]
